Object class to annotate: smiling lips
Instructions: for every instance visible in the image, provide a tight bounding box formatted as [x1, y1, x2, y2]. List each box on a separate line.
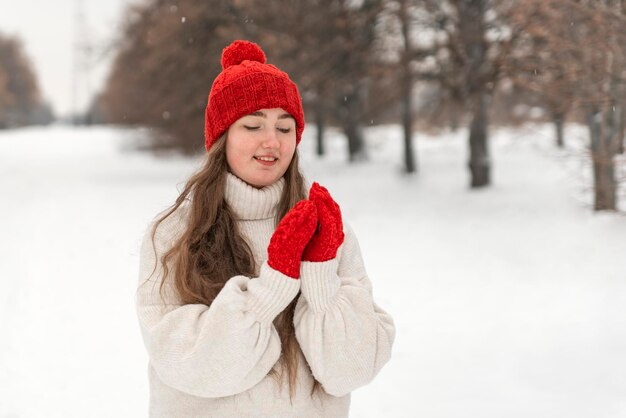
[254, 155, 278, 166]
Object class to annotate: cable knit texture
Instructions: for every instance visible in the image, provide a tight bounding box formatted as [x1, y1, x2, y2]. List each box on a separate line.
[136, 172, 395, 417]
[204, 40, 305, 151]
[224, 172, 283, 220]
[267, 200, 318, 278]
[302, 182, 345, 262]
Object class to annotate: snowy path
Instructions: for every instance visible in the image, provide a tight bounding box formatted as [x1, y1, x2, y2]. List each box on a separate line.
[1, 124, 625, 417]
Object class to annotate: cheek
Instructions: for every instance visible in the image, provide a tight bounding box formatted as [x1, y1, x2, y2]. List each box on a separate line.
[280, 149, 295, 171]
[281, 137, 296, 158]
[225, 140, 236, 167]
[226, 136, 251, 159]
[225, 138, 249, 173]
[225, 150, 236, 172]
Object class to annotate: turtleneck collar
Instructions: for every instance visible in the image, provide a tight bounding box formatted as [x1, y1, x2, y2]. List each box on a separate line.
[224, 172, 284, 220]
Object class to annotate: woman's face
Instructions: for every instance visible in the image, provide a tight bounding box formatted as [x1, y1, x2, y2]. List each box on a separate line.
[225, 108, 297, 188]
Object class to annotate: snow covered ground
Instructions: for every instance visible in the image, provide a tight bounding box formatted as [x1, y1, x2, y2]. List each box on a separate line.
[1, 123, 625, 417]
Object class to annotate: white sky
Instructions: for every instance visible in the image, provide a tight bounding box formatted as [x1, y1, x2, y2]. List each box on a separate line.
[0, 0, 135, 117]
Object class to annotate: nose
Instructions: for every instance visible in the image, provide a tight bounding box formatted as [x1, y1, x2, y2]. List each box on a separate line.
[261, 129, 280, 148]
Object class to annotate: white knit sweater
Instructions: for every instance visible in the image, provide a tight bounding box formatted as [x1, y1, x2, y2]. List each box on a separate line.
[136, 173, 395, 417]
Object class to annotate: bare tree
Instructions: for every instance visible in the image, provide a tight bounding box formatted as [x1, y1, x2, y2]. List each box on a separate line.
[399, 0, 417, 173]
[581, 0, 626, 210]
[394, 0, 526, 187]
[0, 33, 43, 128]
[514, 0, 626, 211]
[507, 1, 592, 148]
[0, 66, 10, 120]
[103, 0, 386, 159]
[102, 0, 246, 154]
[242, 0, 385, 162]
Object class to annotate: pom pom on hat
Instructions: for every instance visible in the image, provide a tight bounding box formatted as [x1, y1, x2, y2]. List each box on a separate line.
[204, 40, 305, 152]
[221, 40, 266, 69]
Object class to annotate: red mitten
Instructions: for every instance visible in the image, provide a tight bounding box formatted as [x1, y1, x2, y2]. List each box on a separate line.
[267, 200, 318, 279]
[302, 183, 345, 262]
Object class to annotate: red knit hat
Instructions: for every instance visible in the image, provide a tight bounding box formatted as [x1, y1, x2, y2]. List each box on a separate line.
[204, 40, 305, 151]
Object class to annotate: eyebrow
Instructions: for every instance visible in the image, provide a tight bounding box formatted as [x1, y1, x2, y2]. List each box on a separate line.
[249, 111, 294, 120]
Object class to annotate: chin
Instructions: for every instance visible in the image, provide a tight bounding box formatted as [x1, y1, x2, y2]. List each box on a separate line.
[247, 175, 280, 188]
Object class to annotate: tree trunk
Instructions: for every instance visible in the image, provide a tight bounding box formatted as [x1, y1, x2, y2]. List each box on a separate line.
[588, 107, 617, 211]
[457, 0, 491, 188]
[402, 74, 416, 173]
[449, 101, 461, 132]
[468, 93, 490, 188]
[592, 156, 616, 211]
[314, 99, 325, 156]
[344, 116, 366, 163]
[399, 0, 416, 174]
[618, 100, 625, 155]
[554, 111, 565, 148]
[341, 86, 367, 162]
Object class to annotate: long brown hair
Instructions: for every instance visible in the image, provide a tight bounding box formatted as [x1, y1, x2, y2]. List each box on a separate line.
[148, 135, 321, 399]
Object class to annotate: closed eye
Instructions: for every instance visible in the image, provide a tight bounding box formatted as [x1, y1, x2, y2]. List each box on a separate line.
[277, 127, 291, 134]
[244, 125, 260, 131]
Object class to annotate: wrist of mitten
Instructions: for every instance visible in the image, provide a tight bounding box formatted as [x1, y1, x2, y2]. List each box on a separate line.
[299, 259, 341, 313]
[247, 261, 302, 323]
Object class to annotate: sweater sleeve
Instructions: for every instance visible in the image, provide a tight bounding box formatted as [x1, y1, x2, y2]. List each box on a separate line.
[293, 223, 395, 397]
[135, 214, 300, 398]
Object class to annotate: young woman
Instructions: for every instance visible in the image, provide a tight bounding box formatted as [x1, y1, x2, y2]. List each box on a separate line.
[137, 40, 395, 417]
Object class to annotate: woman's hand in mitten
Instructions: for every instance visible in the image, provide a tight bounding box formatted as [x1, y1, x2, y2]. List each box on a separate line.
[302, 183, 345, 262]
[267, 200, 318, 279]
